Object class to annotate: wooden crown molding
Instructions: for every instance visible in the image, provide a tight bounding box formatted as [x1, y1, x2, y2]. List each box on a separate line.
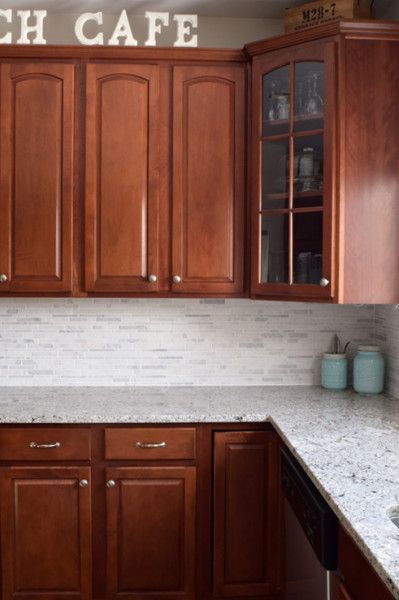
[0, 44, 247, 62]
[244, 19, 399, 57]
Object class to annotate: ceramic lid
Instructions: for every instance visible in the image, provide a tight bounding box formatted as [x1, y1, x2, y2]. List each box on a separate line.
[323, 353, 347, 359]
[358, 345, 381, 352]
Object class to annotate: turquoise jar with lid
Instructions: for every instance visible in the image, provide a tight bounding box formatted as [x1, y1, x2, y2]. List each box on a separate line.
[353, 345, 385, 395]
[321, 354, 348, 390]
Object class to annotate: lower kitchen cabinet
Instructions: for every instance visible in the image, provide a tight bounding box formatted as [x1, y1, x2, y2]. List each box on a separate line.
[335, 579, 353, 600]
[105, 466, 196, 600]
[0, 425, 283, 600]
[0, 466, 92, 599]
[213, 430, 282, 598]
[337, 527, 395, 600]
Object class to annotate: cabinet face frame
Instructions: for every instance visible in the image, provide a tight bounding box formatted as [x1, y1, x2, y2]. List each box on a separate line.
[0, 61, 74, 293]
[0, 465, 92, 600]
[250, 40, 337, 301]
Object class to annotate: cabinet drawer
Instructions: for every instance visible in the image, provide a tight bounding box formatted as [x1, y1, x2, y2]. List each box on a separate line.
[0, 428, 91, 461]
[105, 428, 196, 460]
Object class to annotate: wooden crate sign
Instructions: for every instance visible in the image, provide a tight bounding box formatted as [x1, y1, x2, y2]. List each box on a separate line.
[285, 0, 374, 33]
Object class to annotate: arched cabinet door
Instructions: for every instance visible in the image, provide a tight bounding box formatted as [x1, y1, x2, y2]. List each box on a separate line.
[172, 65, 245, 295]
[85, 64, 160, 293]
[251, 42, 336, 301]
[0, 62, 74, 293]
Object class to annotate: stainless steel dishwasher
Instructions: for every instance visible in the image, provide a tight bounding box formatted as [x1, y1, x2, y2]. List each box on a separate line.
[281, 446, 338, 600]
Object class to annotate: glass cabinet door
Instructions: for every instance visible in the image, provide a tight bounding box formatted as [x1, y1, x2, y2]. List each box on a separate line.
[254, 44, 335, 299]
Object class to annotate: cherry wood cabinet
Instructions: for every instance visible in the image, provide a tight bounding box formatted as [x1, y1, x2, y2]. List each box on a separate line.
[1, 23, 399, 301]
[85, 63, 161, 293]
[0, 424, 395, 600]
[335, 579, 353, 600]
[213, 430, 282, 598]
[105, 466, 196, 600]
[0, 466, 92, 599]
[84, 62, 246, 295]
[0, 62, 74, 293]
[0, 48, 246, 298]
[172, 65, 245, 294]
[247, 21, 399, 303]
[249, 42, 335, 301]
[337, 526, 395, 600]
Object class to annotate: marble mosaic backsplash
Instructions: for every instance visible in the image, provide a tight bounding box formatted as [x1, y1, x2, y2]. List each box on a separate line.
[375, 305, 399, 398]
[0, 299, 374, 386]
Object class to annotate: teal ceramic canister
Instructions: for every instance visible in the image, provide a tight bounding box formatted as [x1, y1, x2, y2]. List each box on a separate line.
[321, 354, 348, 390]
[353, 345, 385, 395]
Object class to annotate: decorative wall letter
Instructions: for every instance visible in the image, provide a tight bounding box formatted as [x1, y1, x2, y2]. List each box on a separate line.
[0, 9, 12, 44]
[75, 12, 103, 45]
[173, 14, 198, 47]
[108, 10, 137, 46]
[17, 10, 47, 44]
[145, 12, 169, 46]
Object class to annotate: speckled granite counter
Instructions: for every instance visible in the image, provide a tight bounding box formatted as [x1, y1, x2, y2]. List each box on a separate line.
[0, 385, 398, 598]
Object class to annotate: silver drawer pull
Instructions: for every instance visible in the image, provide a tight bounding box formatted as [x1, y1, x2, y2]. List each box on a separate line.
[29, 441, 61, 449]
[136, 441, 166, 449]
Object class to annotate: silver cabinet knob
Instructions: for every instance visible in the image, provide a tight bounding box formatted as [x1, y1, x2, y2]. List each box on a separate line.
[79, 479, 89, 488]
[148, 274, 157, 283]
[173, 275, 182, 284]
[320, 277, 330, 287]
[106, 479, 116, 488]
[0, 274, 7, 283]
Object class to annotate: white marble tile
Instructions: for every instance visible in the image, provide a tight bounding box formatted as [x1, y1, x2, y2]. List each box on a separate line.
[376, 305, 399, 398]
[0, 299, 374, 386]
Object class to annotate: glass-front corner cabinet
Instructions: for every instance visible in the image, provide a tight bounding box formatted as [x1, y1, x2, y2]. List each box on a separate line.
[250, 42, 336, 301]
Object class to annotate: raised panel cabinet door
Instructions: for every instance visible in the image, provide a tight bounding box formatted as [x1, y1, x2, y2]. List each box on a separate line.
[0, 62, 74, 293]
[85, 63, 160, 292]
[106, 466, 196, 600]
[213, 431, 281, 598]
[0, 466, 92, 599]
[172, 65, 245, 294]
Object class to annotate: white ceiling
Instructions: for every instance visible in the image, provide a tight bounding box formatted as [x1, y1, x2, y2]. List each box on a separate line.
[3, 0, 395, 17]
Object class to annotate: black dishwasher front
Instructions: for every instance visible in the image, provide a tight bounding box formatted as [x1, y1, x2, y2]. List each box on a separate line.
[281, 446, 338, 600]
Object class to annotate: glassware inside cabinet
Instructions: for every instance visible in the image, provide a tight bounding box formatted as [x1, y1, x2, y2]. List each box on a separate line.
[293, 134, 324, 203]
[293, 212, 323, 284]
[294, 62, 324, 132]
[262, 65, 290, 137]
[262, 139, 290, 209]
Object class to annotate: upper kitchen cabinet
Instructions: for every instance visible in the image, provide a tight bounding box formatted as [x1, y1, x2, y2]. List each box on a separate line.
[0, 62, 74, 293]
[172, 65, 246, 295]
[85, 63, 161, 293]
[85, 60, 246, 296]
[250, 42, 335, 302]
[247, 21, 399, 304]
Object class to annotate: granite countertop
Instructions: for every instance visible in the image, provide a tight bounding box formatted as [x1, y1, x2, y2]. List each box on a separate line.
[0, 385, 398, 598]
